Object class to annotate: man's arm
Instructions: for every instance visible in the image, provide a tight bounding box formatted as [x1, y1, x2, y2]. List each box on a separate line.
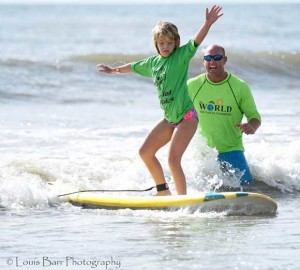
[236, 118, 261, 135]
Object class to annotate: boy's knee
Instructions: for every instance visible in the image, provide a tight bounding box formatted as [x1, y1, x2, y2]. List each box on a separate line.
[168, 155, 180, 169]
[139, 146, 153, 161]
[139, 146, 146, 159]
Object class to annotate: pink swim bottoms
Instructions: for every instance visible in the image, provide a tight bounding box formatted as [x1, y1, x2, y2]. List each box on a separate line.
[183, 108, 198, 121]
[171, 109, 198, 128]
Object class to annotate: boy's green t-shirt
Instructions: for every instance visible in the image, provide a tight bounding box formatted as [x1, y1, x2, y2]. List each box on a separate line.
[188, 73, 261, 153]
[131, 39, 197, 124]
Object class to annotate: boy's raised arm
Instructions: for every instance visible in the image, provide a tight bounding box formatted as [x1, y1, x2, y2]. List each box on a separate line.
[194, 5, 223, 46]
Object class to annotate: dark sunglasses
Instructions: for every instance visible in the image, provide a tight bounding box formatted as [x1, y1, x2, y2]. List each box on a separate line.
[203, 55, 224, 61]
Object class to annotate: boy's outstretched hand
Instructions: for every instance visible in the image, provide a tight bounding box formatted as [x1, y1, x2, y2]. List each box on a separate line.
[97, 64, 120, 74]
[206, 5, 223, 25]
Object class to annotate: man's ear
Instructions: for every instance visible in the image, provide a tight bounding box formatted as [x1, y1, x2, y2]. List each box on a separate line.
[223, 56, 228, 65]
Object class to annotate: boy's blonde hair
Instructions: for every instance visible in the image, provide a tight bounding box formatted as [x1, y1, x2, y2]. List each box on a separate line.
[152, 22, 180, 54]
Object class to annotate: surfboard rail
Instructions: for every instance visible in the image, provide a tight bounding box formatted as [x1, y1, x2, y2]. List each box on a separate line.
[62, 191, 277, 215]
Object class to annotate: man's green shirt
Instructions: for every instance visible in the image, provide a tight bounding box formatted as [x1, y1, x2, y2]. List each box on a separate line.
[188, 73, 261, 153]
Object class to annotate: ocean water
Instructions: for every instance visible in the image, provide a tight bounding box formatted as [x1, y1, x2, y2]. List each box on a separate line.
[0, 2, 300, 270]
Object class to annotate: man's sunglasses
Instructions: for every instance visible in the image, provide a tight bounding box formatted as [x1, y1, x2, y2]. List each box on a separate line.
[203, 55, 224, 61]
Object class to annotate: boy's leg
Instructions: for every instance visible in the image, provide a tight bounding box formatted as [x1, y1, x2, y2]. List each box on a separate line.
[139, 118, 173, 195]
[168, 118, 197, 195]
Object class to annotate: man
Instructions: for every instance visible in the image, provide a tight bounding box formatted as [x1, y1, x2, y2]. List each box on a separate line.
[188, 44, 261, 187]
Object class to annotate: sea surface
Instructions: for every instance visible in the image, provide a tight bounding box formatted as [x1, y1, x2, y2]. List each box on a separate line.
[0, 2, 300, 270]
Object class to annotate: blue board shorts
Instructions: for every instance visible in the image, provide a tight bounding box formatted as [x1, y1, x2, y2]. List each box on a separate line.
[218, 150, 252, 186]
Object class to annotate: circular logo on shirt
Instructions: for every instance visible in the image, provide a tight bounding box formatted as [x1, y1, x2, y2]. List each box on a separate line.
[207, 101, 215, 111]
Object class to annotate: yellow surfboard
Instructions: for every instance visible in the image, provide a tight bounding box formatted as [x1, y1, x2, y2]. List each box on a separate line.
[62, 191, 277, 215]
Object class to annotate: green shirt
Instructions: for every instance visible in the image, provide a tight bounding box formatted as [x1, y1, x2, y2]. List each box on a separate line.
[188, 73, 261, 153]
[131, 39, 198, 124]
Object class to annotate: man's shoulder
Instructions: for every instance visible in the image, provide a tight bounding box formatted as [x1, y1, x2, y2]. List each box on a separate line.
[229, 73, 248, 86]
[188, 73, 206, 85]
[227, 73, 252, 100]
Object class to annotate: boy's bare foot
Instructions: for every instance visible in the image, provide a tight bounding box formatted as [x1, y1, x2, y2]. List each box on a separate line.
[155, 190, 172, 196]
